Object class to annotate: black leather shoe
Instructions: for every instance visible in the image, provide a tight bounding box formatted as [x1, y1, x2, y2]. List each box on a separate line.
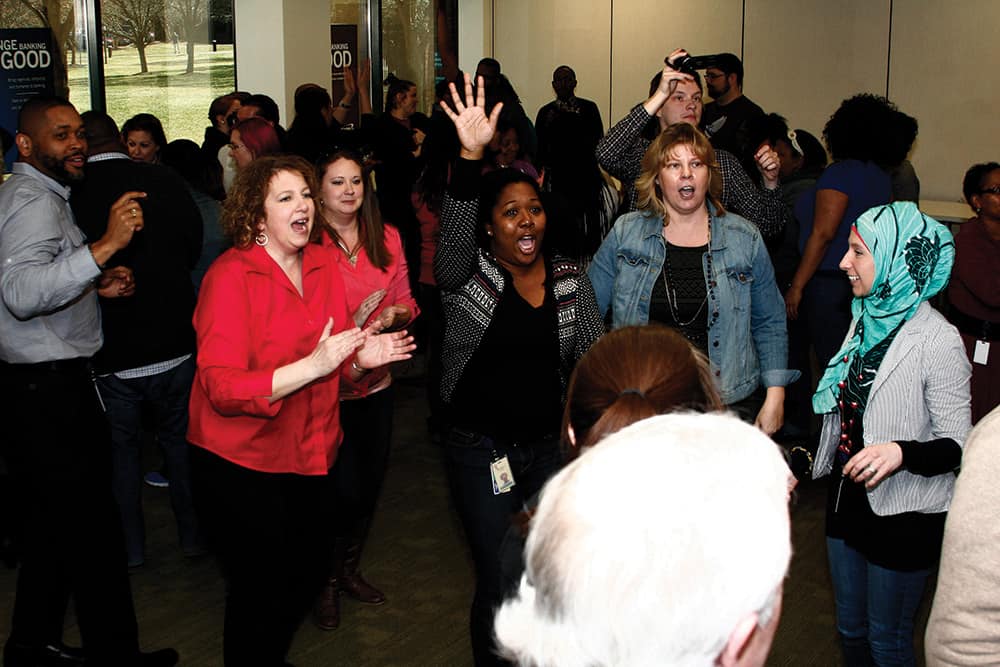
[3, 641, 85, 667]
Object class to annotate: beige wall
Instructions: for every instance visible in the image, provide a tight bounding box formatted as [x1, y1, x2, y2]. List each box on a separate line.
[236, 0, 332, 127]
[485, 0, 1000, 202]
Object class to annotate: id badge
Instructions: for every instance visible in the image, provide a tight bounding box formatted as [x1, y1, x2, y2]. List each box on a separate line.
[974, 340, 990, 366]
[490, 453, 515, 495]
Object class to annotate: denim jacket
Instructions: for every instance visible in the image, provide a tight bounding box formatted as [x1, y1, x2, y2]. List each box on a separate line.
[588, 206, 798, 404]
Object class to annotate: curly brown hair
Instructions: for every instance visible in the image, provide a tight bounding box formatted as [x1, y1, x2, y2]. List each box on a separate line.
[221, 154, 324, 249]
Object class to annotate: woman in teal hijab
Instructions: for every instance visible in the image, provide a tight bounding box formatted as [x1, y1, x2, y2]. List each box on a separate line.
[811, 201, 971, 666]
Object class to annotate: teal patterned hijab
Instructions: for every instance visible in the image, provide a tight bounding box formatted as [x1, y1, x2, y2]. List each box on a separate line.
[812, 201, 955, 414]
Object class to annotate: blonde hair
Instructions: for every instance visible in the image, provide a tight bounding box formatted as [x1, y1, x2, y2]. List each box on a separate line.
[635, 122, 725, 220]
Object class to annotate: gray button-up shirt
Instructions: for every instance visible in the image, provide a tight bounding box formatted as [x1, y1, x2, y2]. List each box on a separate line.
[0, 162, 103, 363]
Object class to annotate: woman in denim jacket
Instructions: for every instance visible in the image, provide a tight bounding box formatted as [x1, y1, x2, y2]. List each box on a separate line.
[589, 123, 796, 433]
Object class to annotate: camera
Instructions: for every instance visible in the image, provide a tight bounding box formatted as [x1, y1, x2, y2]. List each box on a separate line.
[667, 53, 719, 75]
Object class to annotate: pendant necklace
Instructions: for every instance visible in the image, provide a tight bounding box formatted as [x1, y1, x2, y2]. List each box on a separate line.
[662, 214, 711, 327]
[336, 237, 361, 266]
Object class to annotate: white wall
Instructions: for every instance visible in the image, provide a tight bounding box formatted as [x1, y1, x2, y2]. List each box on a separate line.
[484, 0, 1000, 202]
[235, 0, 331, 127]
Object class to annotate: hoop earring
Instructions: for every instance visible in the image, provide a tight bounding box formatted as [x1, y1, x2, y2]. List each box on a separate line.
[255, 231, 269, 246]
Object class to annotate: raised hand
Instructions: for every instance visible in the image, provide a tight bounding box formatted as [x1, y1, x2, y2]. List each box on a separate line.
[754, 143, 781, 190]
[439, 72, 502, 159]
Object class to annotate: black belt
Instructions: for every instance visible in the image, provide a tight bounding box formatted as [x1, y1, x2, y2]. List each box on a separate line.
[949, 307, 1000, 341]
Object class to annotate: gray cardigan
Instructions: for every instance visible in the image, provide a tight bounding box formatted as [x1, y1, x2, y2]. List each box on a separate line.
[813, 302, 971, 516]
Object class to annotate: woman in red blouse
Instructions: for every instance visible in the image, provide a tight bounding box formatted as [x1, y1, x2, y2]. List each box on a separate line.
[310, 148, 420, 630]
[187, 154, 414, 667]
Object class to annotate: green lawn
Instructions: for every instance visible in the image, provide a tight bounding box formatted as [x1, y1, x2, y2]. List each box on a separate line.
[68, 41, 236, 144]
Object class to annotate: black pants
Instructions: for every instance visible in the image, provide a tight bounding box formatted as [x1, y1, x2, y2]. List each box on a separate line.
[0, 360, 140, 663]
[192, 447, 335, 667]
[443, 428, 563, 666]
[332, 386, 395, 539]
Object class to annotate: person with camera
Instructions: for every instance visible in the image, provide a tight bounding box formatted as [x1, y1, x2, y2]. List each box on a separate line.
[596, 49, 788, 242]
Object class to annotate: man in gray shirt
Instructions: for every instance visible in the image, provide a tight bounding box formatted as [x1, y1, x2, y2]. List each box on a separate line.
[0, 96, 178, 667]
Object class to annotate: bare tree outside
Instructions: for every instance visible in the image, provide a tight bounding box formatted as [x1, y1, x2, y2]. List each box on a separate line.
[103, 0, 166, 74]
[168, 0, 207, 74]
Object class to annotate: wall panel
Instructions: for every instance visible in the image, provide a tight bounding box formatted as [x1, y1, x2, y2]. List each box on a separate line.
[494, 0, 612, 129]
[889, 0, 1000, 201]
[744, 0, 890, 154]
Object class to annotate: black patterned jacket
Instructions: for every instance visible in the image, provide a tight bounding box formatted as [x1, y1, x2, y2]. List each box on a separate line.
[433, 158, 605, 403]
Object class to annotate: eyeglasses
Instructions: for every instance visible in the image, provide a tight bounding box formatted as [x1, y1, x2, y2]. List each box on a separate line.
[980, 186, 1000, 195]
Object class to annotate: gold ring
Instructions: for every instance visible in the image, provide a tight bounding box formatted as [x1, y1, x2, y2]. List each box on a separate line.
[130, 208, 137, 218]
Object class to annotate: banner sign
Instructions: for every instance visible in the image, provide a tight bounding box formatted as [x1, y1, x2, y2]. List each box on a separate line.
[1, 28, 56, 172]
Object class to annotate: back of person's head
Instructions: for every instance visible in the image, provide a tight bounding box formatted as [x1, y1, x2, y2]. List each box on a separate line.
[962, 161, 1000, 208]
[563, 325, 721, 453]
[384, 74, 416, 114]
[822, 93, 917, 168]
[712, 52, 744, 87]
[80, 110, 123, 154]
[162, 138, 224, 199]
[792, 128, 827, 173]
[495, 412, 792, 667]
[244, 93, 281, 125]
[293, 84, 332, 118]
[121, 112, 167, 149]
[233, 117, 281, 159]
[209, 93, 239, 122]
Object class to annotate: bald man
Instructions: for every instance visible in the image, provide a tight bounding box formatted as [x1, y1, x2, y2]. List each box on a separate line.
[0, 95, 178, 667]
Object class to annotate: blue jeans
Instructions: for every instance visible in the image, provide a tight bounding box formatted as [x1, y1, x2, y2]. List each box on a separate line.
[98, 357, 200, 565]
[444, 427, 563, 667]
[826, 537, 932, 667]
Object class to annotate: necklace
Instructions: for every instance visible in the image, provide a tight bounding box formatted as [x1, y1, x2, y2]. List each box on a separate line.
[662, 214, 711, 328]
[335, 237, 361, 266]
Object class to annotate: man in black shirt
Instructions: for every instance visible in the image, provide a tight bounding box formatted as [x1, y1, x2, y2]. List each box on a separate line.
[702, 53, 765, 163]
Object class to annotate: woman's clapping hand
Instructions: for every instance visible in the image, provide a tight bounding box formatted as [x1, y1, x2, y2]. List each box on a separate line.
[309, 318, 366, 378]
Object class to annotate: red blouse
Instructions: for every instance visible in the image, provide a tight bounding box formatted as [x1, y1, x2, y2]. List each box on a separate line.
[188, 242, 350, 475]
[324, 223, 419, 397]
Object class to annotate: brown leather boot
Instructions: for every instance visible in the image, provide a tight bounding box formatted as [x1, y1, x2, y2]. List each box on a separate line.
[312, 577, 341, 630]
[340, 539, 386, 605]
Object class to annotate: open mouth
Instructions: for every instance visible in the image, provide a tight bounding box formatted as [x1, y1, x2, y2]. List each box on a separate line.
[291, 217, 310, 233]
[678, 185, 696, 200]
[65, 154, 85, 169]
[847, 275, 860, 282]
[516, 235, 537, 255]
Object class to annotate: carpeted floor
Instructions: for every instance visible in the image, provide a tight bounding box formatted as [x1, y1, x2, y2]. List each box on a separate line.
[0, 379, 932, 666]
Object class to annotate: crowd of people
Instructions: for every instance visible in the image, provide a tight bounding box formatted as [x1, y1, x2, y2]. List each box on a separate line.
[0, 45, 997, 667]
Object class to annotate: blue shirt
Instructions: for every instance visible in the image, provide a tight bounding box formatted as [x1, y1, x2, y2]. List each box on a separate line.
[0, 162, 102, 363]
[588, 206, 798, 404]
[795, 159, 892, 271]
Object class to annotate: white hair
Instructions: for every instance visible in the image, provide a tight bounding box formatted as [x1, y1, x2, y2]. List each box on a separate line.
[494, 412, 792, 667]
